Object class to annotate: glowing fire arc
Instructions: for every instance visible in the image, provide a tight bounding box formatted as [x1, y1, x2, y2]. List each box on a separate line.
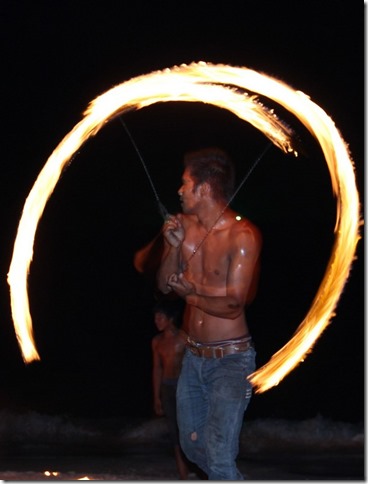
[7, 62, 361, 393]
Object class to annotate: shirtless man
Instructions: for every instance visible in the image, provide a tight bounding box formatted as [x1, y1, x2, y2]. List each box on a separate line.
[156, 147, 262, 480]
[151, 300, 189, 480]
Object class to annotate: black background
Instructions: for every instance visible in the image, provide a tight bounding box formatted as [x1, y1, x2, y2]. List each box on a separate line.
[0, 1, 364, 423]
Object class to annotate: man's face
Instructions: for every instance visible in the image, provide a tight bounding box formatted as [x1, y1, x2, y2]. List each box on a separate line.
[178, 168, 201, 214]
[154, 311, 171, 331]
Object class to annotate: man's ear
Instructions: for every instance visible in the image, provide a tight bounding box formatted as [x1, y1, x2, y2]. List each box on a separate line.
[200, 182, 211, 197]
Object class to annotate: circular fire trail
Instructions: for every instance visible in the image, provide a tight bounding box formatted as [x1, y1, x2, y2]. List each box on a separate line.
[7, 62, 361, 393]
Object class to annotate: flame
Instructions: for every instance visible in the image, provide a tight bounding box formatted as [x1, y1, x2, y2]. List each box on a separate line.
[7, 62, 361, 393]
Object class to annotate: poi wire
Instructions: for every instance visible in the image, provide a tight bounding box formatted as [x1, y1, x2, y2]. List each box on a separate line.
[120, 114, 273, 222]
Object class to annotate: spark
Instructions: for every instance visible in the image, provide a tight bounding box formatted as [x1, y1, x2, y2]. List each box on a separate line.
[7, 62, 361, 393]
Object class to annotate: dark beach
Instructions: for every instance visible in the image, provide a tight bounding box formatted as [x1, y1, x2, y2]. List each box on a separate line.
[0, 413, 363, 481]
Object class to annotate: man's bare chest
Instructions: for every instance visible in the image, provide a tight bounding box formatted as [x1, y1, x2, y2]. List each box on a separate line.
[182, 231, 230, 280]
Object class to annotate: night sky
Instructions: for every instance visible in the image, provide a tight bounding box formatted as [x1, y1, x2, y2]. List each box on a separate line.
[0, 1, 364, 423]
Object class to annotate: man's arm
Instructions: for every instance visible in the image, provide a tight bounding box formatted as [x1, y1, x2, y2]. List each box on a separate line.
[133, 232, 164, 275]
[157, 214, 185, 294]
[157, 243, 182, 294]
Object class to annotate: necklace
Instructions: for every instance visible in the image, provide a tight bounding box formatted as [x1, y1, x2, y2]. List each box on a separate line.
[182, 204, 229, 271]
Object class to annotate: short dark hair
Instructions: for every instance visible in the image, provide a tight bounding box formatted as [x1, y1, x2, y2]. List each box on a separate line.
[153, 299, 183, 326]
[183, 147, 235, 202]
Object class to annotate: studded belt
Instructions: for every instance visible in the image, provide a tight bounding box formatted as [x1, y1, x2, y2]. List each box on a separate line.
[186, 335, 254, 358]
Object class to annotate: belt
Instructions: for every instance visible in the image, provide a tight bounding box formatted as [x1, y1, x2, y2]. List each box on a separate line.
[186, 337, 254, 359]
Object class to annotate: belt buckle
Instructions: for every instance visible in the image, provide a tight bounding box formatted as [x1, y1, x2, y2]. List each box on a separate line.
[213, 346, 224, 358]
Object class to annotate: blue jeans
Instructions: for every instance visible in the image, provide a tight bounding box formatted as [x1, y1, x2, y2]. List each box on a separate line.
[176, 347, 256, 480]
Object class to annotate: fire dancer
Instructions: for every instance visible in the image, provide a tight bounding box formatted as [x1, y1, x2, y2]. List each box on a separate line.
[151, 299, 189, 480]
[156, 147, 262, 480]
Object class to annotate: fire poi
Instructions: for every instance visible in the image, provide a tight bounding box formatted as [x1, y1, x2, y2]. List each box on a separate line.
[7, 62, 361, 393]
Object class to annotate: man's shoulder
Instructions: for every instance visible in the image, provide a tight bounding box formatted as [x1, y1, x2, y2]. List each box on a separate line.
[152, 333, 163, 345]
[231, 214, 259, 232]
[230, 215, 262, 245]
[174, 330, 187, 346]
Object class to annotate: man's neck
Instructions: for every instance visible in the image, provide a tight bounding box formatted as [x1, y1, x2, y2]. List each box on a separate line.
[197, 201, 229, 232]
[163, 324, 178, 337]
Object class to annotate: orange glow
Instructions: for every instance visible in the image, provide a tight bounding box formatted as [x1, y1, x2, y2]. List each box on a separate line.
[7, 62, 361, 394]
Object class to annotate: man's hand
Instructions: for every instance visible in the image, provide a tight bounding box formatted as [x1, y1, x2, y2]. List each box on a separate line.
[167, 272, 195, 298]
[162, 215, 185, 248]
